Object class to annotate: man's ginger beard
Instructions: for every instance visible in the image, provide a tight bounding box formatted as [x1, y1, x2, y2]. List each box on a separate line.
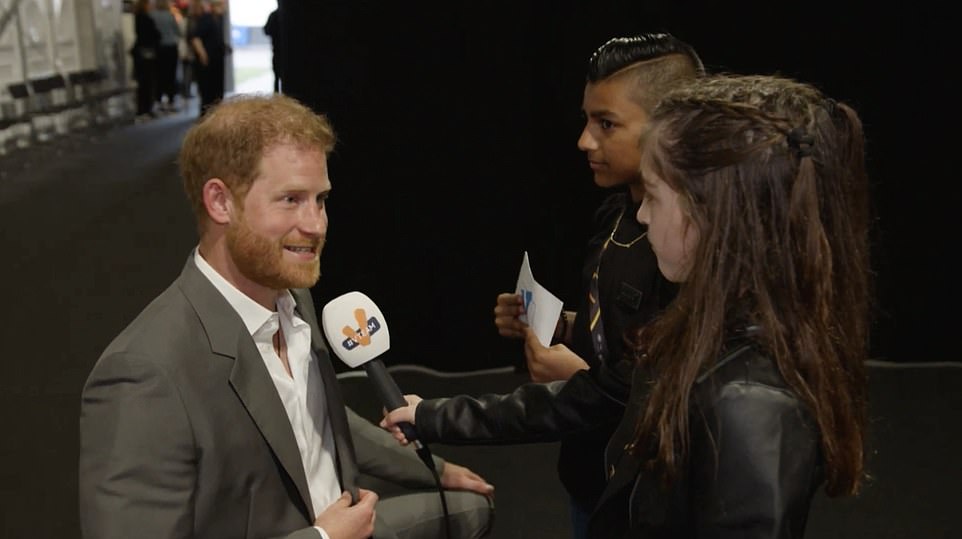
[225, 206, 323, 291]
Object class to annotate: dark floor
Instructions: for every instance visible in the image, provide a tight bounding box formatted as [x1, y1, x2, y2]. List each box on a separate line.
[0, 108, 959, 539]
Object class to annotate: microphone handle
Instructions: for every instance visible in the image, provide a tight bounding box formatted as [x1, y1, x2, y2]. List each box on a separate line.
[362, 359, 421, 443]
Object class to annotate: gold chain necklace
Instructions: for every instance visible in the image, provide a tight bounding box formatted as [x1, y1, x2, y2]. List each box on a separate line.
[607, 213, 648, 248]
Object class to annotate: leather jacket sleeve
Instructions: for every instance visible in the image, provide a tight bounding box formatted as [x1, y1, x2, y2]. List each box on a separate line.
[414, 368, 626, 445]
[688, 370, 821, 538]
[592, 345, 823, 538]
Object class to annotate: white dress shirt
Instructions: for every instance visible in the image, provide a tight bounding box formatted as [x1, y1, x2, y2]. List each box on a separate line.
[195, 249, 341, 538]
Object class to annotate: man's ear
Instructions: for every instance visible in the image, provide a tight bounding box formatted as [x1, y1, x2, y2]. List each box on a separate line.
[202, 178, 235, 225]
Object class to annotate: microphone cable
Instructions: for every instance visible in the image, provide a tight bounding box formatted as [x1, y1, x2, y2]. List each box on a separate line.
[358, 360, 453, 538]
[412, 442, 452, 539]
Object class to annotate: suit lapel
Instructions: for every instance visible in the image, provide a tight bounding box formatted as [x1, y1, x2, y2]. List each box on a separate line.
[229, 336, 315, 517]
[293, 289, 360, 500]
[178, 256, 314, 518]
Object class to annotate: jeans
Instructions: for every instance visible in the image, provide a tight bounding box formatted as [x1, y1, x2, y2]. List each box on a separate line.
[569, 497, 591, 539]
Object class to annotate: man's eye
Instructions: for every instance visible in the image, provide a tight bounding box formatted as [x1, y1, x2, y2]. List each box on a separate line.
[600, 119, 614, 130]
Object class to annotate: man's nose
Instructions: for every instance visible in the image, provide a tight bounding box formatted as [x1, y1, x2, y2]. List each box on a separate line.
[300, 204, 327, 236]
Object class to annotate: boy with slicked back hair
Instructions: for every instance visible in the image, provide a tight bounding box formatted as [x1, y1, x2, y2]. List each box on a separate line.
[492, 33, 704, 537]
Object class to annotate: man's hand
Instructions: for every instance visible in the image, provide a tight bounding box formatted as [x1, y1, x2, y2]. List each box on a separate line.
[494, 293, 527, 338]
[523, 328, 589, 382]
[314, 489, 378, 539]
[440, 462, 495, 498]
[379, 394, 423, 445]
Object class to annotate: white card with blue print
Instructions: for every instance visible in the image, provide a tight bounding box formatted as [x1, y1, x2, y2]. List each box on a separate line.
[515, 251, 564, 347]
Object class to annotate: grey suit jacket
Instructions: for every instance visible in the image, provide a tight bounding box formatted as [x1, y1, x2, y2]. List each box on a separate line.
[79, 255, 439, 539]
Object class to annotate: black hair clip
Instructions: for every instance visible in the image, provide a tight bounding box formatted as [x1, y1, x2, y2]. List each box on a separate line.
[787, 128, 815, 158]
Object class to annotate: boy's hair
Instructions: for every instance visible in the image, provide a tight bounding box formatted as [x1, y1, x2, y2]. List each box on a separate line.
[586, 33, 706, 112]
[179, 93, 336, 231]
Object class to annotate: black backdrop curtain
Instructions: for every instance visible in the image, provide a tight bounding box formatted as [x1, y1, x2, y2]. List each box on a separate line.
[278, 0, 958, 370]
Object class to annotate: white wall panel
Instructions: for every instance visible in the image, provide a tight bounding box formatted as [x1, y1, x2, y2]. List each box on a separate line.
[0, 0, 26, 88]
[20, 0, 53, 76]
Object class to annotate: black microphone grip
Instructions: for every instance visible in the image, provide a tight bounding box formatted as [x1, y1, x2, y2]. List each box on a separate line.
[362, 359, 421, 444]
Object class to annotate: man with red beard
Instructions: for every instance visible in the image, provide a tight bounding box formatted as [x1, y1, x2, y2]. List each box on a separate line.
[79, 94, 494, 539]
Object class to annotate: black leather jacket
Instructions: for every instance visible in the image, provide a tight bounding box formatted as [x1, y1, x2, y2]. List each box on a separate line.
[415, 342, 822, 538]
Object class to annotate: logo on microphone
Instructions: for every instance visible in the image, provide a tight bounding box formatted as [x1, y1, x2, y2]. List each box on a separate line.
[340, 308, 382, 351]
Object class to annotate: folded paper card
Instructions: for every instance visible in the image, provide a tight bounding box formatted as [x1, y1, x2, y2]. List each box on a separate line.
[515, 251, 564, 346]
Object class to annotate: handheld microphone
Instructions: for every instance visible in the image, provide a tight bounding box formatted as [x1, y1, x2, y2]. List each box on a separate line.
[320, 291, 421, 448]
[321, 291, 453, 539]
